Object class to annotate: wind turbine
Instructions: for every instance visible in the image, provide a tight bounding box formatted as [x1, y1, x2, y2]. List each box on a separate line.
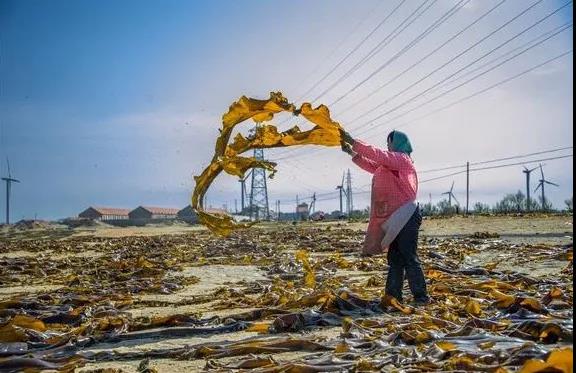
[2, 158, 20, 224]
[238, 170, 253, 214]
[522, 165, 539, 212]
[442, 181, 459, 207]
[336, 172, 347, 217]
[534, 164, 558, 211]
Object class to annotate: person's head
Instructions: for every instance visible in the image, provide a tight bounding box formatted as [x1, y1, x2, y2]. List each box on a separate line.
[387, 130, 413, 156]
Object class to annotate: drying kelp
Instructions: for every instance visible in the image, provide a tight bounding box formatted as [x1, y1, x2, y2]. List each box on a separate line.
[192, 92, 343, 236]
[0, 225, 573, 372]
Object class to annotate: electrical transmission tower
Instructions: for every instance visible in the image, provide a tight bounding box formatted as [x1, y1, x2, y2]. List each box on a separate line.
[346, 169, 353, 215]
[249, 147, 270, 221]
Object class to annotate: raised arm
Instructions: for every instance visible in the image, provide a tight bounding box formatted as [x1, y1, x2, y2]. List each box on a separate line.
[352, 154, 378, 174]
[352, 140, 406, 170]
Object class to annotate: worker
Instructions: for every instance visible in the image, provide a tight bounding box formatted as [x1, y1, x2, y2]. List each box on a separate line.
[340, 129, 429, 306]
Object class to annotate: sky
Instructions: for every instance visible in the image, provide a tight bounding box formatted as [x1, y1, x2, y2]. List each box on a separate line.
[0, 0, 573, 221]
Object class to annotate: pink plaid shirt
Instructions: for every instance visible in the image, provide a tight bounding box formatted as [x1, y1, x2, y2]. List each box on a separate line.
[352, 140, 418, 222]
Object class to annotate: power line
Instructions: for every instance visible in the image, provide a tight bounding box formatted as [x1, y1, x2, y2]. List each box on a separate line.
[382, 49, 573, 133]
[274, 0, 440, 143]
[272, 0, 473, 160]
[423, 21, 572, 97]
[354, 0, 572, 129]
[288, 1, 385, 102]
[469, 154, 573, 172]
[332, 154, 573, 202]
[273, 37, 569, 165]
[470, 146, 573, 167]
[274, 0, 408, 128]
[420, 170, 468, 184]
[272, 5, 572, 168]
[312, 0, 439, 103]
[397, 154, 573, 185]
[420, 145, 574, 174]
[334, 0, 454, 88]
[344, 0, 546, 125]
[279, 0, 436, 137]
[271, 44, 571, 164]
[272, 152, 573, 204]
[279, 158, 329, 193]
[357, 23, 573, 136]
[295, 0, 408, 103]
[335, 0, 509, 117]
[352, 0, 553, 125]
[327, 0, 473, 107]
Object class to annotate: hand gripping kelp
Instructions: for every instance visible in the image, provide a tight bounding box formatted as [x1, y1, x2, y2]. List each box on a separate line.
[192, 92, 343, 235]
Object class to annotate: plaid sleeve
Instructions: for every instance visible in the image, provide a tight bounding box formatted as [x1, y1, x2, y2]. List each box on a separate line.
[352, 154, 378, 174]
[352, 140, 405, 170]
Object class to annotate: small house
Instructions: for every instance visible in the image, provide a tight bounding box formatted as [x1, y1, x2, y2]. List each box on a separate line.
[177, 205, 227, 224]
[129, 206, 180, 221]
[78, 207, 130, 221]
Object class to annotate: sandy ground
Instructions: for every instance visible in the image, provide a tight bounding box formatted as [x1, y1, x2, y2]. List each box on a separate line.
[1, 214, 572, 372]
[2, 214, 572, 242]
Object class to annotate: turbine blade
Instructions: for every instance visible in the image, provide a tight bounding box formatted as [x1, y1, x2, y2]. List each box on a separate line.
[452, 193, 460, 206]
[534, 183, 542, 192]
[545, 181, 559, 187]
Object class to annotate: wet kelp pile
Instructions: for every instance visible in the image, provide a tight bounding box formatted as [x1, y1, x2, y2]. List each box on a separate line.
[0, 226, 572, 372]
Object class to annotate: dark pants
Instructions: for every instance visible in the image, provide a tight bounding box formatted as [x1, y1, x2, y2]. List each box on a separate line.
[385, 207, 428, 303]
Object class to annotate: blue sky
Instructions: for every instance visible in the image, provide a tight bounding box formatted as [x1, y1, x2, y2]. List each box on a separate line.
[0, 0, 573, 220]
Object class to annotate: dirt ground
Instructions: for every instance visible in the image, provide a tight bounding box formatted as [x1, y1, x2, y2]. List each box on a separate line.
[0, 214, 572, 372]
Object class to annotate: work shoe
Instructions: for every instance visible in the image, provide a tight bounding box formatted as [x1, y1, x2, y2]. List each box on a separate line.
[411, 298, 430, 307]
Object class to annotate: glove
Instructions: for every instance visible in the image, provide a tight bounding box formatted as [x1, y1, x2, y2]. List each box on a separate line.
[341, 142, 354, 156]
[339, 129, 355, 145]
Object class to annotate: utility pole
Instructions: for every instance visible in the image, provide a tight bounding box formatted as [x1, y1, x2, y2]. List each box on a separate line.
[466, 162, 470, 215]
[310, 193, 316, 214]
[296, 194, 299, 218]
[338, 187, 343, 215]
[239, 178, 245, 212]
[276, 200, 281, 221]
[346, 169, 353, 215]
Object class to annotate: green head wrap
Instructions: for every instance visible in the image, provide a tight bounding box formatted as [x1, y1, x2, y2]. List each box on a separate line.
[388, 130, 413, 155]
